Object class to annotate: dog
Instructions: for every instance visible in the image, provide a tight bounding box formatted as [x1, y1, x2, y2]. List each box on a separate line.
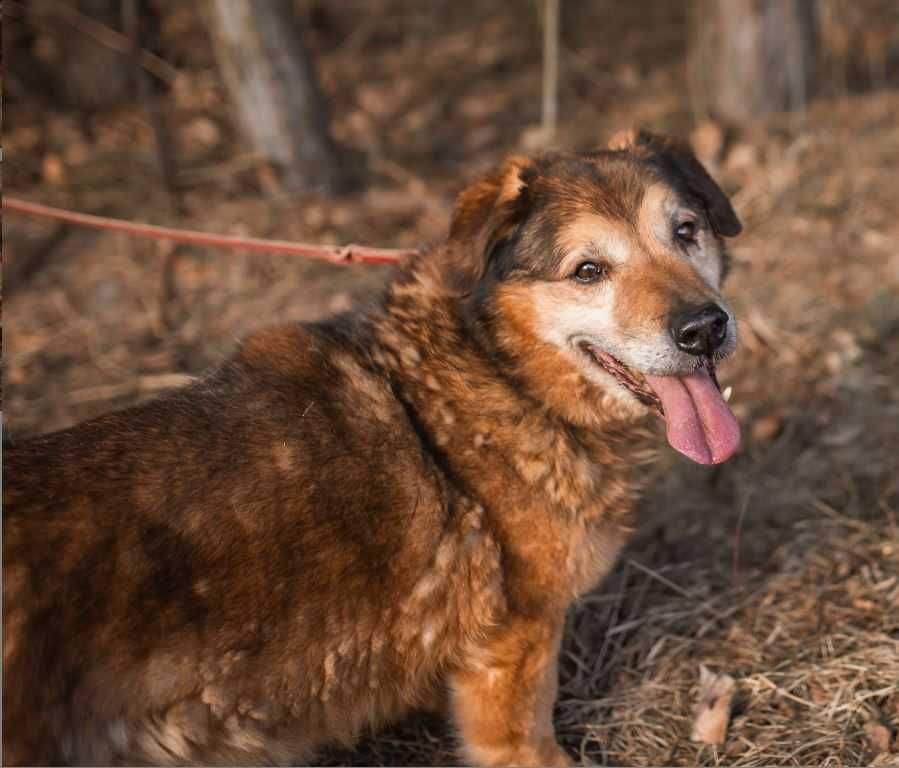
[3, 130, 742, 766]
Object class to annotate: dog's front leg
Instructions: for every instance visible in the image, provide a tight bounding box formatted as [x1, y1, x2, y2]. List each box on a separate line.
[450, 614, 571, 767]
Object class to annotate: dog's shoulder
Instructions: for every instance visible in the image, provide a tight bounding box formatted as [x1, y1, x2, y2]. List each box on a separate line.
[229, 317, 414, 448]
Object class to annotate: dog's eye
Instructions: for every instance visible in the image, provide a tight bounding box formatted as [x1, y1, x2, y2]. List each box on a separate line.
[675, 221, 698, 243]
[573, 262, 607, 283]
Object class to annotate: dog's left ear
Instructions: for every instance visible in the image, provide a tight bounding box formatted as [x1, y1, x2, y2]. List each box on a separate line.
[615, 130, 742, 238]
[446, 155, 533, 293]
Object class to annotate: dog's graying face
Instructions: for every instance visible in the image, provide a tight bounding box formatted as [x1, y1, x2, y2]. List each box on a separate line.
[449, 130, 744, 465]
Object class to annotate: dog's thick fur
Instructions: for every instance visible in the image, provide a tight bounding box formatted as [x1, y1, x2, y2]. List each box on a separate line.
[3, 131, 741, 766]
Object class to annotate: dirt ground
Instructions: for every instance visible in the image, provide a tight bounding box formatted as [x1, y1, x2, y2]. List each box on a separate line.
[4, 2, 899, 765]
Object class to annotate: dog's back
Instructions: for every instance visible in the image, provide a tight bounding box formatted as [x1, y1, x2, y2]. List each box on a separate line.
[3, 321, 502, 764]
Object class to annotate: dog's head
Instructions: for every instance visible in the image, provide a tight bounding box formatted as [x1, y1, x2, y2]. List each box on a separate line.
[448, 130, 742, 465]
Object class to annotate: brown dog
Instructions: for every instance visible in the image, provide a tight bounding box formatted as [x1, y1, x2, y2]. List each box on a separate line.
[3, 131, 742, 766]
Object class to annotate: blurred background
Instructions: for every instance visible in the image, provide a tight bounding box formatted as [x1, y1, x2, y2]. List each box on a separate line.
[3, 1, 899, 765]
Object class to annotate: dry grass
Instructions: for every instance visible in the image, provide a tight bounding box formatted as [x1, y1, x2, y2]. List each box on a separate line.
[557, 511, 899, 766]
[4, 2, 899, 764]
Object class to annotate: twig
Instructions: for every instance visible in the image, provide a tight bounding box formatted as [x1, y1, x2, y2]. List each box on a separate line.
[176, 154, 267, 185]
[123, 0, 185, 330]
[4, 224, 71, 296]
[2, 197, 417, 264]
[541, 0, 560, 139]
[123, 0, 183, 215]
[626, 558, 711, 606]
[66, 373, 196, 405]
[14, 0, 178, 85]
[732, 491, 752, 587]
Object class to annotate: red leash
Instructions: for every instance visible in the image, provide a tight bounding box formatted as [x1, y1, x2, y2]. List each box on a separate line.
[2, 196, 419, 264]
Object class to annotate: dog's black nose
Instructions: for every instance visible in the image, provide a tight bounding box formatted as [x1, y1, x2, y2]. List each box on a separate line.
[671, 303, 730, 357]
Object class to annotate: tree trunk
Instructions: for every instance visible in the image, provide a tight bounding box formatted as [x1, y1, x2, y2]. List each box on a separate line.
[689, 0, 817, 123]
[207, 0, 341, 195]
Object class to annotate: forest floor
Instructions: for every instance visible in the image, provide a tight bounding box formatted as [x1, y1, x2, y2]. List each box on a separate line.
[4, 1, 899, 765]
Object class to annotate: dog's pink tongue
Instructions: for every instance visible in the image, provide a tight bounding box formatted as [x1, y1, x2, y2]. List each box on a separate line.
[644, 368, 741, 465]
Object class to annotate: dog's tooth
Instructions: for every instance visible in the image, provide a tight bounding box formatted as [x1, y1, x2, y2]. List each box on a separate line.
[722, 386, 733, 402]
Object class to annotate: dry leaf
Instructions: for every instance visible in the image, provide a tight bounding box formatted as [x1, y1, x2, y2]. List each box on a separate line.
[864, 720, 893, 756]
[520, 125, 556, 151]
[724, 142, 760, 177]
[182, 116, 222, 150]
[690, 120, 725, 168]
[42, 154, 66, 186]
[691, 664, 736, 745]
[852, 597, 877, 611]
[751, 411, 784, 442]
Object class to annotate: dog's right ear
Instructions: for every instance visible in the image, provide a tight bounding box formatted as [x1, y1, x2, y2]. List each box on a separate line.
[608, 129, 741, 238]
[634, 131, 742, 238]
[446, 155, 533, 293]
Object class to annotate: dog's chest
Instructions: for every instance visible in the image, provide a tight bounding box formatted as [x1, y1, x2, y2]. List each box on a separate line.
[491, 425, 646, 600]
[562, 515, 633, 598]
[286, 499, 508, 710]
[392, 499, 507, 662]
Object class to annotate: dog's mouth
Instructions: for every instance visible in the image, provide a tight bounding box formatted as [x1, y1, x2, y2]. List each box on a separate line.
[583, 345, 741, 466]
[586, 346, 663, 411]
